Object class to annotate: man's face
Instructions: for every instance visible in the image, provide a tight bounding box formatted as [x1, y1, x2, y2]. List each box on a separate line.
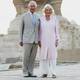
[29, 4, 36, 13]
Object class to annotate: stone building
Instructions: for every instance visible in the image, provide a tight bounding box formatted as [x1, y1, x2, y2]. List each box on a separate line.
[0, 0, 80, 63]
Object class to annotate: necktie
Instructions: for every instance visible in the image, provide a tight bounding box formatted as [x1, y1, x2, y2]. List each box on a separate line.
[32, 14, 36, 26]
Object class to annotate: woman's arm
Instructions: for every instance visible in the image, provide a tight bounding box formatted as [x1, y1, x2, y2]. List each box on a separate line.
[55, 17, 60, 47]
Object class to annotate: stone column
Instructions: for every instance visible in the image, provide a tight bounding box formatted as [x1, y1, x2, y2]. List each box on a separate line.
[13, 0, 25, 14]
[51, 0, 62, 15]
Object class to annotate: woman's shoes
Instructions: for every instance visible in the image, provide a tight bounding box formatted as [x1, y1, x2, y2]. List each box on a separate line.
[52, 74, 56, 78]
[41, 74, 56, 78]
[41, 74, 47, 78]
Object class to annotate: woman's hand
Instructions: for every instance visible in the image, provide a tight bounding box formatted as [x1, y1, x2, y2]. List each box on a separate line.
[19, 42, 23, 46]
[38, 41, 41, 48]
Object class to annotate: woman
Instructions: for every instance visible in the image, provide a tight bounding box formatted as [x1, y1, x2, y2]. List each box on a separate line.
[38, 4, 60, 78]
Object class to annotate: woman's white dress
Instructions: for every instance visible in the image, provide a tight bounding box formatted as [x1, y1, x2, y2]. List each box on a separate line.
[39, 15, 59, 60]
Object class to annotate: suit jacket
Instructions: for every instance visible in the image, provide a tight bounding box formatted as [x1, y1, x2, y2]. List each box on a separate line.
[20, 12, 39, 43]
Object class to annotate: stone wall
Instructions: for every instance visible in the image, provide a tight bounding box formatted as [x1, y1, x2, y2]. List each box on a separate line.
[59, 18, 80, 49]
[0, 15, 80, 63]
[57, 17, 80, 62]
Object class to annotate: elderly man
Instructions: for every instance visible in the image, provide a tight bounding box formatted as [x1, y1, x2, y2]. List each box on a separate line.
[19, 1, 39, 77]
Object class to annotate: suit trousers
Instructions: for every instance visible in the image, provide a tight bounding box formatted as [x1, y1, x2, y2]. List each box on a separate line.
[23, 43, 38, 75]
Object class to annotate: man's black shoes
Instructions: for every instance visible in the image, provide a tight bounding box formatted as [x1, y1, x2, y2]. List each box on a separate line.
[24, 73, 37, 77]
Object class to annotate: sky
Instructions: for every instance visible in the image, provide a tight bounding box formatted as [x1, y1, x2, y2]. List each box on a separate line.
[0, 0, 80, 34]
[61, 0, 80, 24]
[0, 0, 16, 34]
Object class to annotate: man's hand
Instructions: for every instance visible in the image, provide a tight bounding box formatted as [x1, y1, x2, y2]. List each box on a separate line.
[19, 42, 23, 46]
[38, 41, 41, 48]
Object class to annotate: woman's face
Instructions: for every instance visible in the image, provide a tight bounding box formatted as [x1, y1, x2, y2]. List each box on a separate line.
[44, 8, 52, 16]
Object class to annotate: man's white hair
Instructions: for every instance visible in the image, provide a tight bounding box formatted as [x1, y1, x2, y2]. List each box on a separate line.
[28, 1, 37, 8]
[42, 4, 55, 14]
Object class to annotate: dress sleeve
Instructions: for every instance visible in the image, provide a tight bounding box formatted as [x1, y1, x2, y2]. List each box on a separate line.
[55, 17, 60, 42]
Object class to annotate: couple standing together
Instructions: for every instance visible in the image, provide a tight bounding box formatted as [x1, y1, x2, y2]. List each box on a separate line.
[19, 0, 60, 78]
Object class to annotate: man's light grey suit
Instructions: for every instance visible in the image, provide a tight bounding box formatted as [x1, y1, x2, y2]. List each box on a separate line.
[20, 12, 39, 75]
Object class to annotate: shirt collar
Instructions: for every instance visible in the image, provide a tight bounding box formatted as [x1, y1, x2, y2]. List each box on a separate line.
[28, 11, 36, 16]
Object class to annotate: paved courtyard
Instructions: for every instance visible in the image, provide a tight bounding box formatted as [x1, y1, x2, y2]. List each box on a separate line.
[0, 63, 80, 80]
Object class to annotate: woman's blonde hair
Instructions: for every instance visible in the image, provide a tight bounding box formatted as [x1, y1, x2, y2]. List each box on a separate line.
[42, 4, 55, 15]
